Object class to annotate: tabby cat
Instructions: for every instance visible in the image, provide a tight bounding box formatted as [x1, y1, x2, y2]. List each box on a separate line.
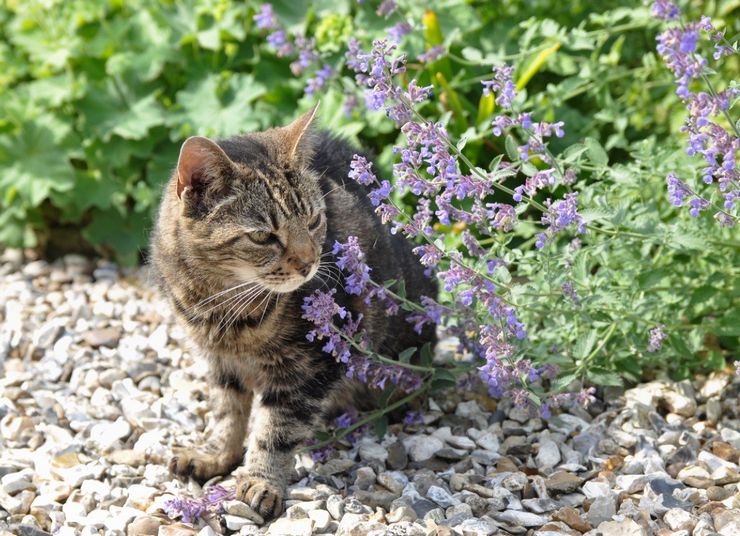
[150, 105, 436, 519]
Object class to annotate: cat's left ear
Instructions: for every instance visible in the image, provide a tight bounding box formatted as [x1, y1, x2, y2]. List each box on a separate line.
[282, 101, 320, 163]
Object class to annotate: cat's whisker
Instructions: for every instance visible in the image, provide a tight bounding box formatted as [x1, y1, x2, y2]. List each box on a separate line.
[257, 291, 275, 327]
[315, 267, 344, 290]
[194, 278, 260, 308]
[194, 282, 263, 317]
[319, 183, 344, 201]
[213, 286, 266, 336]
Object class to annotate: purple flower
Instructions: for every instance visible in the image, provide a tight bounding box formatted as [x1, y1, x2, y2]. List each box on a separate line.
[666, 173, 691, 206]
[291, 35, 320, 75]
[376, 0, 397, 17]
[485, 203, 516, 232]
[368, 180, 392, 207]
[305, 64, 334, 96]
[647, 325, 667, 352]
[163, 497, 204, 524]
[403, 410, 424, 425]
[388, 22, 412, 43]
[561, 281, 579, 304]
[413, 244, 443, 267]
[418, 46, 445, 63]
[333, 237, 372, 295]
[481, 64, 517, 108]
[535, 193, 586, 249]
[406, 296, 445, 334]
[254, 4, 278, 30]
[349, 155, 377, 185]
[343, 94, 359, 117]
[652, 0, 679, 20]
[266, 30, 293, 57]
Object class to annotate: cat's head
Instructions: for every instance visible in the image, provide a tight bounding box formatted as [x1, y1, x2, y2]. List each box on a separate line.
[170, 105, 326, 293]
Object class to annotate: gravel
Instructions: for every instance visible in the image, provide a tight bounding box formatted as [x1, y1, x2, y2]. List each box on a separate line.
[1, 252, 739, 536]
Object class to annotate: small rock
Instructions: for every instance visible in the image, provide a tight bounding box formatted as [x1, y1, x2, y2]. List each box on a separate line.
[266, 518, 313, 536]
[495, 509, 550, 527]
[616, 474, 648, 494]
[536, 440, 561, 469]
[427, 485, 459, 508]
[358, 440, 388, 465]
[664, 508, 696, 531]
[661, 390, 696, 417]
[308, 509, 331, 532]
[585, 493, 616, 526]
[127, 515, 163, 536]
[387, 505, 417, 523]
[594, 518, 647, 536]
[316, 458, 354, 476]
[407, 436, 444, 462]
[326, 494, 344, 520]
[223, 515, 254, 531]
[223, 500, 264, 524]
[714, 508, 740, 536]
[707, 486, 732, 501]
[83, 327, 121, 348]
[387, 441, 408, 470]
[553, 507, 592, 533]
[678, 465, 714, 489]
[458, 517, 500, 536]
[545, 471, 584, 494]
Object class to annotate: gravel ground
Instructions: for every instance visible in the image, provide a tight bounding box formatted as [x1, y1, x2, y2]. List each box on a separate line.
[0, 252, 739, 536]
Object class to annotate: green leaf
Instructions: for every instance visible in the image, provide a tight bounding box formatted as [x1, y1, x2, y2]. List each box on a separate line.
[585, 137, 608, 167]
[431, 368, 457, 391]
[587, 368, 623, 386]
[170, 73, 266, 138]
[398, 347, 417, 363]
[551, 372, 578, 392]
[574, 330, 598, 359]
[505, 134, 519, 161]
[373, 415, 388, 439]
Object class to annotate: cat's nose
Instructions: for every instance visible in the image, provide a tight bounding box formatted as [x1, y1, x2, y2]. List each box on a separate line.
[291, 258, 313, 277]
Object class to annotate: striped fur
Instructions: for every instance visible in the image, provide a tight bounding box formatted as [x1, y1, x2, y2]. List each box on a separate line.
[150, 110, 436, 519]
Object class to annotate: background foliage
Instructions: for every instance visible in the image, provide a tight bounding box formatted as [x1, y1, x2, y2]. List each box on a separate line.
[1, 0, 738, 387]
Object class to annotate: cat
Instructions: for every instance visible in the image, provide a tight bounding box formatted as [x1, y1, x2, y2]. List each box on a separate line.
[150, 104, 436, 519]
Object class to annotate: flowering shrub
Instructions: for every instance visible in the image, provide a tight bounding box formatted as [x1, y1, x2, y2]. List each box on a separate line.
[271, 0, 737, 438]
[1, 1, 737, 438]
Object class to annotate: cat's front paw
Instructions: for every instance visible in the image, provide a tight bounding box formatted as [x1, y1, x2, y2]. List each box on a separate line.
[168, 447, 239, 482]
[235, 474, 284, 520]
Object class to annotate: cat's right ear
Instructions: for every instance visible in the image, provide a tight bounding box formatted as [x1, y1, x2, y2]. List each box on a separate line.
[176, 136, 233, 200]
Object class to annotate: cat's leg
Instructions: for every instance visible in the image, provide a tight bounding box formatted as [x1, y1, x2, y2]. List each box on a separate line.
[235, 386, 319, 519]
[170, 366, 252, 481]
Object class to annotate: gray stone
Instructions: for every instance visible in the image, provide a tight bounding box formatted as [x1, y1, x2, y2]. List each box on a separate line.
[426, 485, 459, 508]
[521, 498, 560, 513]
[495, 509, 549, 527]
[585, 493, 616, 526]
[536, 440, 560, 469]
[458, 517, 499, 536]
[358, 440, 388, 465]
[407, 435, 444, 462]
[326, 494, 344, 520]
[387, 441, 408, 470]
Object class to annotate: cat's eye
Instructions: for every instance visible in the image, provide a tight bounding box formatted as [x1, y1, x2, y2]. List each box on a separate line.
[246, 230, 276, 245]
[308, 213, 323, 231]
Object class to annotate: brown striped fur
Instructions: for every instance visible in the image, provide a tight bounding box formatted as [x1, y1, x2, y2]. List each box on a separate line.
[150, 107, 436, 519]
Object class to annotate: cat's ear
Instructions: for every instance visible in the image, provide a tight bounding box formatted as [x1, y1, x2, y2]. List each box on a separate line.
[176, 136, 233, 200]
[282, 101, 320, 162]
